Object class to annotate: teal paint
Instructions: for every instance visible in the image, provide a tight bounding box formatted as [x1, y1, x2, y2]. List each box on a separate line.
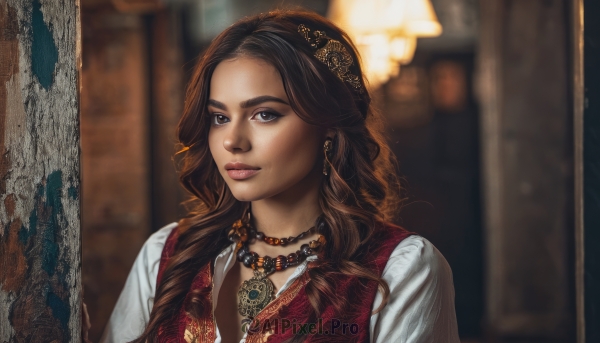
[19, 184, 43, 245]
[41, 170, 63, 276]
[18, 224, 28, 245]
[42, 170, 72, 341]
[67, 184, 78, 200]
[10, 171, 73, 342]
[47, 291, 70, 334]
[31, 0, 58, 89]
[23, 171, 67, 278]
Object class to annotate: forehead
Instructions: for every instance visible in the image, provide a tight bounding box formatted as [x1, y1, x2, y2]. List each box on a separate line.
[209, 57, 288, 105]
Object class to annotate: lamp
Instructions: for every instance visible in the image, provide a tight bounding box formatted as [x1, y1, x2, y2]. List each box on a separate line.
[403, 0, 443, 37]
[328, 0, 442, 88]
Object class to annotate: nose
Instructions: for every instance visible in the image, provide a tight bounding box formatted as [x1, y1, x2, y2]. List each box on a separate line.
[223, 120, 251, 153]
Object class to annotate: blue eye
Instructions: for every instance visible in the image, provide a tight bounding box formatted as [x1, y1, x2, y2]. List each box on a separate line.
[253, 111, 281, 122]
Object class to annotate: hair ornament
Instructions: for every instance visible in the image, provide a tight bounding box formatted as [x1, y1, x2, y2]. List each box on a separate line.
[175, 143, 194, 155]
[298, 24, 363, 92]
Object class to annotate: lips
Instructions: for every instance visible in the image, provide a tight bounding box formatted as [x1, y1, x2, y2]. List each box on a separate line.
[224, 162, 260, 180]
[225, 162, 259, 170]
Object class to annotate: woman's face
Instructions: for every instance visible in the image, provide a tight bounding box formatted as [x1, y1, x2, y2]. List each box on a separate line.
[208, 57, 326, 202]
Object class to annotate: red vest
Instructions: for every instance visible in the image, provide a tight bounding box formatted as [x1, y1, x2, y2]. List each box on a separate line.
[156, 224, 413, 343]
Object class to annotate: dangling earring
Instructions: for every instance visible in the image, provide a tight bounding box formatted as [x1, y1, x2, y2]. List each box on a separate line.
[323, 139, 332, 176]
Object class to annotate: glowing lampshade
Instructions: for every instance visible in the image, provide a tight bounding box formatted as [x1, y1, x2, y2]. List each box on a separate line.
[403, 0, 443, 37]
[328, 0, 442, 88]
[328, 0, 409, 36]
[356, 34, 398, 86]
[389, 36, 417, 64]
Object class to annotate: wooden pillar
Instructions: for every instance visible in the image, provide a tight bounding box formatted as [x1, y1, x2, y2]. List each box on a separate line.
[150, 9, 185, 231]
[80, 7, 152, 341]
[477, 0, 574, 339]
[580, 0, 600, 340]
[0, 0, 82, 341]
[573, 0, 584, 340]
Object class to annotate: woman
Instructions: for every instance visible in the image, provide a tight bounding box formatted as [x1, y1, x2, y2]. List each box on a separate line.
[100, 9, 459, 343]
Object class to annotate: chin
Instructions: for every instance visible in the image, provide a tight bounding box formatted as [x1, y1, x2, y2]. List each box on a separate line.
[223, 171, 313, 202]
[229, 192, 258, 202]
[227, 184, 270, 202]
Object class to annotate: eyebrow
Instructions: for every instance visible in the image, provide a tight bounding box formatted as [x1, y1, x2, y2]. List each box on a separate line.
[208, 95, 289, 110]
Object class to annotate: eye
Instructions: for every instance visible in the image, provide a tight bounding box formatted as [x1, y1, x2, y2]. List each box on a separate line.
[252, 111, 281, 123]
[211, 114, 230, 126]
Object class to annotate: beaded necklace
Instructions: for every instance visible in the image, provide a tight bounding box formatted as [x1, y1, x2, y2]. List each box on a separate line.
[228, 219, 326, 318]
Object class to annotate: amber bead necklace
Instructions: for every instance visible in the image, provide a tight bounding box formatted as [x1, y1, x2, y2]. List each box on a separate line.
[228, 217, 326, 318]
[251, 225, 316, 246]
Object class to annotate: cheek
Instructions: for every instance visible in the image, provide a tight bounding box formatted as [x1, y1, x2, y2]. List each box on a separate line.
[208, 129, 224, 166]
[258, 123, 321, 175]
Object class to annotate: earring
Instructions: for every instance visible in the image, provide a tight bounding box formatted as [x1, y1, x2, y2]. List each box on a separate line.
[323, 139, 332, 176]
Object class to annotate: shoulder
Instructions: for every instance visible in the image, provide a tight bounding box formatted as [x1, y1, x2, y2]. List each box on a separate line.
[382, 234, 453, 288]
[138, 222, 179, 266]
[146, 222, 179, 248]
[370, 235, 460, 342]
[374, 223, 451, 277]
[390, 235, 446, 265]
[98, 222, 179, 343]
[132, 222, 179, 286]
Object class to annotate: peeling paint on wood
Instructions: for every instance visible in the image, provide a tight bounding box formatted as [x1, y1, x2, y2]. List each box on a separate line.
[0, 0, 81, 341]
[31, 0, 58, 89]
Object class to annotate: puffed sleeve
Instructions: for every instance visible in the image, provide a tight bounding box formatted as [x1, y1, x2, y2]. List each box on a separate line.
[99, 222, 178, 343]
[369, 235, 460, 343]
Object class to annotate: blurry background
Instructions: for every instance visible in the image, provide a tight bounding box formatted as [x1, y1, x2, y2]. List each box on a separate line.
[80, 0, 577, 341]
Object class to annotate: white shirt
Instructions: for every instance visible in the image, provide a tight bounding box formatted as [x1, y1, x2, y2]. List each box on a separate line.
[100, 222, 460, 343]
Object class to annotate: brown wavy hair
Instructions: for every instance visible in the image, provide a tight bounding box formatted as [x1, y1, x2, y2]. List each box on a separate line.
[133, 9, 403, 342]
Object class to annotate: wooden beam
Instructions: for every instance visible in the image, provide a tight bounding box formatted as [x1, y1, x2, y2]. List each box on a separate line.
[80, 9, 151, 341]
[0, 0, 82, 341]
[573, 0, 584, 340]
[150, 9, 185, 231]
[583, 0, 600, 340]
[475, 0, 505, 332]
[477, 0, 574, 339]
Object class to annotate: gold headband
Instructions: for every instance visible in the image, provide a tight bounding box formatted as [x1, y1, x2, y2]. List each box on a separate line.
[298, 24, 363, 92]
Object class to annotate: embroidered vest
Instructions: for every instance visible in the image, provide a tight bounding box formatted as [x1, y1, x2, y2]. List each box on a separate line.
[156, 224, 413, 343]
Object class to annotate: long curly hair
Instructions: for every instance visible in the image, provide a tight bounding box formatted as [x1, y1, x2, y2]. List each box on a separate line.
[133, 9, 403, 342]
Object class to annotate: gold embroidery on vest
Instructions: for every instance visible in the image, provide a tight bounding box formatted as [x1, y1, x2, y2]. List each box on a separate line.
[245, 263, 314, 343]
[183, 262, 217, 343]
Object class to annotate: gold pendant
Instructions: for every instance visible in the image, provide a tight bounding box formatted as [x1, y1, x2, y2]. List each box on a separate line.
[238, 270, 274, 318]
